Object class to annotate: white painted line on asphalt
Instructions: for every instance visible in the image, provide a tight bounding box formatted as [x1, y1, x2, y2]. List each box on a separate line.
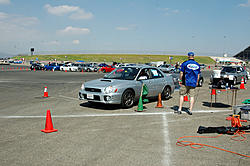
[0, 109, 231, 119]
[162, 114, 171, 166]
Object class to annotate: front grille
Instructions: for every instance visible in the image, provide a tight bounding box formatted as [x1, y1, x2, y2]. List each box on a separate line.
[85, 88, 102, 92]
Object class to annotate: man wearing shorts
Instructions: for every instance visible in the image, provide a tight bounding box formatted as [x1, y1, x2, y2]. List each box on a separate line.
[176, 52, 200, 115]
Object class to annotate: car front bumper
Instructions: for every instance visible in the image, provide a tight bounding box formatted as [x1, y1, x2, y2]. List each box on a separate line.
[79, 90, 122, 104]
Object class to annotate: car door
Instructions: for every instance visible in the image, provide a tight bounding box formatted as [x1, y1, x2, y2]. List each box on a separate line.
[149, 68, 166, 96]
[137, 68, 156, 97]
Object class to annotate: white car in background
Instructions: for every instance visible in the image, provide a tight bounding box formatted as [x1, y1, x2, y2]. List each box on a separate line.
[61, 64, 78, 72]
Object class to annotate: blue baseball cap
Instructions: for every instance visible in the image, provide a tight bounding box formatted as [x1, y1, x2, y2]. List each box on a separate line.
[188, 52, 195, 56]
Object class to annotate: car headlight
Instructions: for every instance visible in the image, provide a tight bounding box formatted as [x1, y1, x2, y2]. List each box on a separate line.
[81, 84, 85, 90]
[104, 86, 113, 93]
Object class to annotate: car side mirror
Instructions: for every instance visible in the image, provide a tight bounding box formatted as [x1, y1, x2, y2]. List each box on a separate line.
[138, 76, 147, 80]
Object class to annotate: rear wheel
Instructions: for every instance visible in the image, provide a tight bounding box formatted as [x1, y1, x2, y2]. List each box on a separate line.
[161, 86, 171, 100]
[121, 89, 135, 108]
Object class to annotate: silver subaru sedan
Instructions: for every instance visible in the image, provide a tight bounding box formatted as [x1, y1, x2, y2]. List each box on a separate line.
[79, 66, 175, 108]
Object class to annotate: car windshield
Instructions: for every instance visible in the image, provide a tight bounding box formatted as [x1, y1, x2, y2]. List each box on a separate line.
[104, 67, 140, 80]
[222, 67, 236, 73]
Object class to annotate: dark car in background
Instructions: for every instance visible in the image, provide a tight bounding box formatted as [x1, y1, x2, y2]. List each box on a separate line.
[30, 63, 45, 70]
[98, 63, 108, 67]
[158, 64, 175, 73]
[85, 64, 98, 72]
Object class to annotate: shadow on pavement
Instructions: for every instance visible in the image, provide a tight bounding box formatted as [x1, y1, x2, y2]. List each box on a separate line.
[202, 102, 231, 108]
[79, 102, 122, 110]
[170, 105, 191, 114]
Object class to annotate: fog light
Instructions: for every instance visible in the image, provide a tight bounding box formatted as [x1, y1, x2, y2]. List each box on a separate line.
[104, 96, 112, 101]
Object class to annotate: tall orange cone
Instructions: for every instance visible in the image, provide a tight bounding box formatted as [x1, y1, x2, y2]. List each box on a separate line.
[211, 89, 216, 95]
[43, 86, 49, 97]
[240, 77, 245, 89]
[184, 95, 189, 102]
[41, 110, 58, 133]
[155, 93, 164, 108]
[65, 69, 67, 72]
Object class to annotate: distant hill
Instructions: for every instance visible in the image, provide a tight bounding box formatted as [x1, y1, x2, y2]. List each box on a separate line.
[13, 54, 215, 64]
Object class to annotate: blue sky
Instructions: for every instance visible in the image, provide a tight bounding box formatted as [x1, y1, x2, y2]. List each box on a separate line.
[0, 0, 250, 56]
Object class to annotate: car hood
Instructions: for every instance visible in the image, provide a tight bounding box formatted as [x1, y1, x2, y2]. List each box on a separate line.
[84, 78, 134, 88]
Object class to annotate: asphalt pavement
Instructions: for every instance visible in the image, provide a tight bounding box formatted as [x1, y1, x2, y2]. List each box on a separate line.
[0, 64, 249, 166]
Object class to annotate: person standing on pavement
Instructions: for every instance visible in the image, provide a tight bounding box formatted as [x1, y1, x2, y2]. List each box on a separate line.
[176, 52, 200, 115]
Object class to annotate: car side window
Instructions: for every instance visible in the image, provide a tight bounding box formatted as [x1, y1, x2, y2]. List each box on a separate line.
[138, 69, 150, 80]
[150, 69, 163, 79]
[237, 67, 241, 72]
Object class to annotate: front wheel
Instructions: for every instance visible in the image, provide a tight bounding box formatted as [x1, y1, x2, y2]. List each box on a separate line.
[121, 89, 135, 108]
[161, 86, 171, 100]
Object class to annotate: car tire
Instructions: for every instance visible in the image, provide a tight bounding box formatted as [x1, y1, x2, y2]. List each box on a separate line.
[161, 86, 171, 100]
[198, 78, 203, 87]
[121, 89, 135, 108]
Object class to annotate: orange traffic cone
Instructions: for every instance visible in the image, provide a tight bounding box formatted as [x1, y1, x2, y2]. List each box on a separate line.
[155, 93, 164, 108]
[184, 95, 189, 102]
[211, 89, 216, 95]
[65, 70, 67, 72]
[43, 86, 49, 97]
[41, 110, 58, 133]
[82, 69, 84, 73]
[240, 77, 245, 89]
[33, 68, 36, 71]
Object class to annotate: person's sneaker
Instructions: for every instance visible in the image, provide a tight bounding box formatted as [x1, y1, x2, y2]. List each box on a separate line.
[174, 110, 182, 114]
[186, 109, 192, 115]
